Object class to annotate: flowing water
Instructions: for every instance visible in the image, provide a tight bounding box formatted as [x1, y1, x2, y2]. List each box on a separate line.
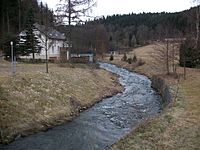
[1, 62, 162, 150]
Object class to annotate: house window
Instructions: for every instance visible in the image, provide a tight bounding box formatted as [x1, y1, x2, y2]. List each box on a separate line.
[52, 46, 54, 54]
[57, 46, 60, 52]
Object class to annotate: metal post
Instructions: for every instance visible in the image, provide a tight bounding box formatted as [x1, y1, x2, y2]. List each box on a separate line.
[10, 41, 15, 76]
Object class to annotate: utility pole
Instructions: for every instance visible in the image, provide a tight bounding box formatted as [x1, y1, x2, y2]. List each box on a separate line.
[45, 4, 48, 73]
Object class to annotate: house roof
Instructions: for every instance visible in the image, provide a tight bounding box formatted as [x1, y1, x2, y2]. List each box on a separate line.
[34, 23, 65, 40]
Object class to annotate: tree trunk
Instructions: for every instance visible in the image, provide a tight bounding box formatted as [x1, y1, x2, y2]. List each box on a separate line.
[6, 6, 10, 33]
[1, 1, 5, 36]
[172, 43, 175, 73]
[18, 0, 21, 32]
[184, 54, 186, 80]
[166, 39, 169, 74]
[32, 52, 35, 60]
[68, 0, 72, 58]
[45, 4, 49, 73]
[196, 5, 200, 47]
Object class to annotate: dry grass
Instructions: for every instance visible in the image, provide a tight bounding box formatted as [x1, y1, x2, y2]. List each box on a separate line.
[0, 62, 123, 143]
[103, 44, 167, 77]
[109, 43, 200, 150]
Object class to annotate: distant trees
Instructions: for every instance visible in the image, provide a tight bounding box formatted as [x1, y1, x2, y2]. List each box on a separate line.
[94, 11, 189, 50]
[58, 23, 109, 54]
[136, 25, 149, 45]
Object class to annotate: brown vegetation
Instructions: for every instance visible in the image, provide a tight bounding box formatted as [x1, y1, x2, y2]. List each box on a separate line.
[0, 62, 123, 143]
[104, 43, 200, 150]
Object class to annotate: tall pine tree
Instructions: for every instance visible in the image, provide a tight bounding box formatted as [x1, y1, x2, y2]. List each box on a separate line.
[24, 8, 41, 60]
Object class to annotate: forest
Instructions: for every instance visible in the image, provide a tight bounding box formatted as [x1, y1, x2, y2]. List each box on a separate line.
[91, 9, 196, 49]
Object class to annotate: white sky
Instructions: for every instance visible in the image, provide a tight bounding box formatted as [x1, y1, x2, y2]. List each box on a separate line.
[42, 0, 195, 17]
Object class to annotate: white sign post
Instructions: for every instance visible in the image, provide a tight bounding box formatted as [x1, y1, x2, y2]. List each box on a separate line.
[10, 41, 16, 76]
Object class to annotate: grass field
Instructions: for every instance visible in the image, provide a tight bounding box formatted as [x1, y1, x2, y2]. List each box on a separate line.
[0, 62, 123, 144]
[105, 43, 200, 150]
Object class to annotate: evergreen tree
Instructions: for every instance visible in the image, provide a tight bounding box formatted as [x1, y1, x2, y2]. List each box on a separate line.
[24, 8, 41, 60]
[180, 38, 200, 68]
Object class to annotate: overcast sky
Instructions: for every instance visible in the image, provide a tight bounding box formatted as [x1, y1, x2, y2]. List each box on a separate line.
[42, 0, 195, 17]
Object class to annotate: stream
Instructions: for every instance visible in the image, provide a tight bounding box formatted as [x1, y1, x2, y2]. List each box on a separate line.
[1, 62, 162, 150]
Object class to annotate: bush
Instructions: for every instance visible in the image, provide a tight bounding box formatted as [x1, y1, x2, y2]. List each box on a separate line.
[133, 55, 137, 62]
[127, 58, 132, 64]
[121, 53, 127, 61]
[109, 54, 114, 61]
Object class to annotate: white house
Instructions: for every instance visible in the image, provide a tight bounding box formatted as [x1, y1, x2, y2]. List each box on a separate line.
[19, 23, 69, 60]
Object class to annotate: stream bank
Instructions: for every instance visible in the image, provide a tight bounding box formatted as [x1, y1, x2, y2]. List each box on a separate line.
[0, 63, 123, 144]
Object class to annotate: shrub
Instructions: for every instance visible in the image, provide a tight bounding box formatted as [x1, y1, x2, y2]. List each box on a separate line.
[109, 54, 114, 61]
[127, 58, 132, 64]
[133, 55, 137, 62]
[122, 53, 127, 61]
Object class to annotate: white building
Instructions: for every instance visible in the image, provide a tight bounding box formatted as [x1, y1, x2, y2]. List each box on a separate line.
[19, 23, 68, 60]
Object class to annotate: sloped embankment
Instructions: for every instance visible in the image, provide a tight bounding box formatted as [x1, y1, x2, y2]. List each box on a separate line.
[0, 64, 123, 144]
[151, 75, 172, 106]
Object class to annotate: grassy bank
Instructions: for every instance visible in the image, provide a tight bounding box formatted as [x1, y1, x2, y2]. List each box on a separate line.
[104, 44, 200, 150]
[0, 62, 123, 144]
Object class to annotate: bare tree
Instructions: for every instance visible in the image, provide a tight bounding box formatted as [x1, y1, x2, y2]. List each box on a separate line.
[193, 0, 200, 47]
[152, 42, 170, 74]
[45, 4, 49, 73]
[152, 40, 180, 75]
[166, 39, 170, 74]
[56, 0, 96, 58]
